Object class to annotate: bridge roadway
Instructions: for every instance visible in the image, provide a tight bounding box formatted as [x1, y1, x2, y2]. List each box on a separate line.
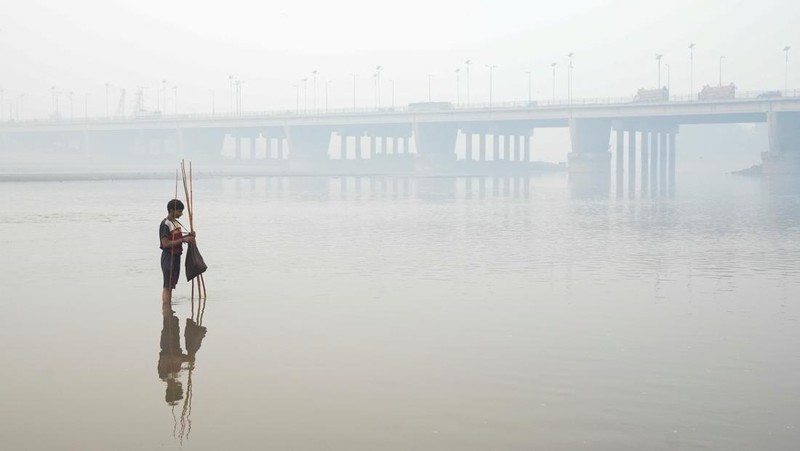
[2, 94, 800, 175]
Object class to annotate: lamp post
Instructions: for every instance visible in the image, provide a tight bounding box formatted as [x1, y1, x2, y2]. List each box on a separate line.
[372, 72, 379, 108]
[655, 54, 663, 88]
[375, 65, 382, 108]
[688, 43, 695, 96]
[161, 79, 168, 113]
[325, 79, 330, 112]
[312, 70, 318, 110]
[228, 75, 235, 113]
[302, 77, 308, 112]
[550, 62, 557, 102]
[665, 64, 671, 93]
[390, 79, 395, 108]
[235, 79, 244, 114]
[455, 68, 461, 105]
[350, 73, 357, 110]
[567, 52, 574, 102]
[719, 55, 725, 87]
[294, 84, 300, 113]
[525, 70, 532, 104]
[69, 91, 74, 119]
[464, 59, 472, 104]
[485, 64, 496, 106]
[173, 85, 178, 114]
[104, 82, 111, 118]
[784, 46, 791, 93]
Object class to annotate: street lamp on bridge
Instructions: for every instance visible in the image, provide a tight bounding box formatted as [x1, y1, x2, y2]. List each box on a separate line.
[550, 62, 557, 102]
[302, 78, 308, 112]
[455, 68, 461, 105]
[655, 54, 663, 88]
[525, 70, 532, 104]
[350, 73, 358, 110]
[688, 43, 695, 95]
[464, 59, 472, 104]
[785, 46, 791, 93]
[485, 64, 496, 106]
[719, 55, 725, 87]
[104, 82, 112, 118]
[312, 70, 319, 110]
[567, 52, 574, 102]
[375, 66, 382, 108]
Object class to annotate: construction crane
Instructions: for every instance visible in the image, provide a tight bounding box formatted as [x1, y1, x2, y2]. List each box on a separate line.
[133, 86, 160, 119]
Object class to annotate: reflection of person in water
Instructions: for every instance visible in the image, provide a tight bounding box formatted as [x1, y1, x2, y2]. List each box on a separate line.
[158, 303, 208, 441]
[158, 308, 188, 405]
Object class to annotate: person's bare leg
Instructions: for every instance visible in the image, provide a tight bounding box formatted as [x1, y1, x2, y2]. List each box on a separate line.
[162, 287, 172, 305]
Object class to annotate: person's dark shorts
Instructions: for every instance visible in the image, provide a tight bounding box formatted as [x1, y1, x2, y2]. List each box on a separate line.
[161, 252, 181, 289]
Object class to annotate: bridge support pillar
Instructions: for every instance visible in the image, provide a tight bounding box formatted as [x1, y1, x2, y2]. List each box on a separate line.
[568, 118, 612, 173]
[413, 123, 458, 172]
[659, 132, 668, 192]
[615, 129, 624, 178]
[628, 130, 637, 192]
[286, 125, 332, 170]
[479, 134, 486, 161]
[641, 131, 650, 193]
[763, 112, 800, 174]
[668, 132, 676, 189]
[649, 133, 657, 190]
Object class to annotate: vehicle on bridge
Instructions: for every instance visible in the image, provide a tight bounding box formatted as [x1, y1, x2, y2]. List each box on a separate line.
[698, 84, 736, 100]
[633, 87, 669, 102]
[408, 101, 454, 111]
[757, 90, 782, 98]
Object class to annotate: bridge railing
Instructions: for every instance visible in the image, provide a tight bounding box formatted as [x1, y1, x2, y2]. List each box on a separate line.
[3, 90, 799, 125]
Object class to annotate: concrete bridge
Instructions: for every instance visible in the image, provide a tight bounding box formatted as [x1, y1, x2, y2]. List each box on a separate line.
[2, 92, 800, 176]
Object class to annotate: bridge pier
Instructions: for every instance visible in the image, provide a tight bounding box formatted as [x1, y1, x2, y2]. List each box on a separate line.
[641, 131, 650, 193]
[568, 118, 612, 173]
[413, 123, 458, 172]
[763, 112, 800, 174]
[286, 125, 332, 170]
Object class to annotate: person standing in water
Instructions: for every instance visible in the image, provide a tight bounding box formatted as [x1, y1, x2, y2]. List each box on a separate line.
[160, 199, 195, 305]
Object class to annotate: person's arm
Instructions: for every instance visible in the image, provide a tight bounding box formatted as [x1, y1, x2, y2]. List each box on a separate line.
[161, 235, 189, 248]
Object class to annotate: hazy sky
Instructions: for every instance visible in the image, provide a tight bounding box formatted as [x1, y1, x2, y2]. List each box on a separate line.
[1, 0, 796, 118]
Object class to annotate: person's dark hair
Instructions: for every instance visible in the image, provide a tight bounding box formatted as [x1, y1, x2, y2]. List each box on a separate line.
[167, 199, 185, 212]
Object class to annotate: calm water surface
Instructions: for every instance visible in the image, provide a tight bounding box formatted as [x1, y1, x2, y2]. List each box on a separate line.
[1, 173, 799, 450]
